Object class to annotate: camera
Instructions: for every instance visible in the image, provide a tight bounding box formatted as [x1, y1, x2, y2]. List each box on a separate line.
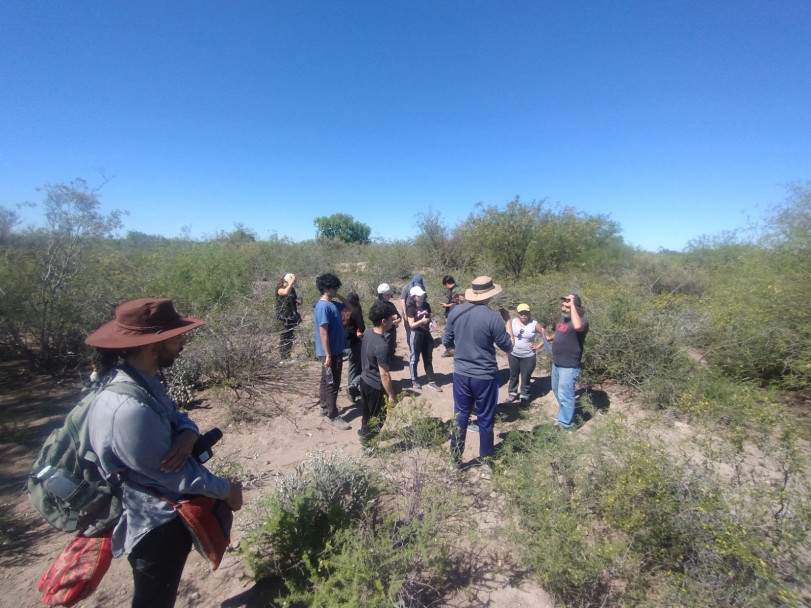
[192, 428, 223, 464]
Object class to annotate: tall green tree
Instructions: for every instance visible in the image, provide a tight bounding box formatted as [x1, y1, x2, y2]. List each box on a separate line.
[459, 196, 546, 281]
[313, 213, 371, 244]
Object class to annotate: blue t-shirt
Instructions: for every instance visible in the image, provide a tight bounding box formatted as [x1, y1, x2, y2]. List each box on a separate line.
[314, 299, 347, 356]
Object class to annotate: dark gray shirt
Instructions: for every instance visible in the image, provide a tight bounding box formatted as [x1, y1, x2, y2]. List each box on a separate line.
[442, 302, 512, 379]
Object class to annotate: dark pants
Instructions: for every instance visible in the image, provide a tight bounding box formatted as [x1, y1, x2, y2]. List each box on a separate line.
[507, 353, 536, 399]
[408, 331, 435, 383]
[346, 341, 362, 396]
[128, 515, 192, 608]
[384, 328, 397, 364]
[319, 354, 343, 419]
[280, 324, 296, 359]
[450, 373, 499, 462]
[359, 378, 387, 438]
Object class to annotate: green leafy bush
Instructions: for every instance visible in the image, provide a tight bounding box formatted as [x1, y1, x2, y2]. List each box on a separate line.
[497, 418, 810, 607]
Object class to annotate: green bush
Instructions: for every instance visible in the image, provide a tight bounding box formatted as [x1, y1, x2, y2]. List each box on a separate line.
[497, 419, 809, 607]
[242, 451, 376, 588]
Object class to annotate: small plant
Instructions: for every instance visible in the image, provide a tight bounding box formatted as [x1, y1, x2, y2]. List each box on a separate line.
[241, 451, 377, 588]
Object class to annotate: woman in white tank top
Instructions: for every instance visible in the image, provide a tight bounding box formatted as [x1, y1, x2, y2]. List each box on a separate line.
[505, 303, 545, 403]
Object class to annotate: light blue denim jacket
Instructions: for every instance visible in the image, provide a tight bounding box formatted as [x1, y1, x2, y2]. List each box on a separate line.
[88, 368, 230, 557]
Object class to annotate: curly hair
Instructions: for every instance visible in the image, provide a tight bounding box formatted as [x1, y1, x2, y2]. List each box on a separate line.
[315, 273, 342, 294]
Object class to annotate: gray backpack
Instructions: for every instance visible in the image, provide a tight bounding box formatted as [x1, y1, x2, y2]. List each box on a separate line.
[27, 380, 154, 537]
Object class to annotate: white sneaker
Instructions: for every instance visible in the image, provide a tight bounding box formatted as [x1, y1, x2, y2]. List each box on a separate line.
[427, 382, 443, 392]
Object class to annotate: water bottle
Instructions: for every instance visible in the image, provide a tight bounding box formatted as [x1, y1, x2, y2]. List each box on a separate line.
[430, 318, 438, 334]
[37, 465, 79, 499]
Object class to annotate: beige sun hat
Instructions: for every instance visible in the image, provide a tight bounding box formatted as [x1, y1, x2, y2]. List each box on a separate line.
[464, 276, 502, 302]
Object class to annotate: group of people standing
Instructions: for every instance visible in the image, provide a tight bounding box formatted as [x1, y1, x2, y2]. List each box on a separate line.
[275, 270, 589, 465]
[67, 271, 587, 608]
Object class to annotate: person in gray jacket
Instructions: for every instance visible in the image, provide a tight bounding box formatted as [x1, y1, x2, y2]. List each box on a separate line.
[85, 298, 243, 608]
[442, 276, 512, 474]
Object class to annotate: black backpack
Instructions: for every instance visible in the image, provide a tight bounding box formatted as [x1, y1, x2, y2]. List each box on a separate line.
[27, 379, 156, 537]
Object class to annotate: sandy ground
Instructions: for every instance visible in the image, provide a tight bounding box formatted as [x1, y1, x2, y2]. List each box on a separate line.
[0, 324, 594, 608]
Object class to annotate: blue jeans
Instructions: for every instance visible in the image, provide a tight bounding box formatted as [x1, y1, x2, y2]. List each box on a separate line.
[552, 364, 580, 428]
[450, 373, 499, 461]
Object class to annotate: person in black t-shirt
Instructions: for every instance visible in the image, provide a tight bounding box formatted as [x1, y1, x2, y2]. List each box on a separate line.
[406, 286, 441, 392]
[549, 293, 589, 429]
[358, 302, 397, 443]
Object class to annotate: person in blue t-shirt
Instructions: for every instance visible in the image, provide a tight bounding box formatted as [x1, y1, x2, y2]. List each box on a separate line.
[313, 273, 354, 430]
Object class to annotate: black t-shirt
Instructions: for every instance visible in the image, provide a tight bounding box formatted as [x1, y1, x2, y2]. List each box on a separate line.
[344, 305, 365, 346]
[551, 315, 589, 368]
[406, 301, 432, 335]
[360, 329, 389, 390]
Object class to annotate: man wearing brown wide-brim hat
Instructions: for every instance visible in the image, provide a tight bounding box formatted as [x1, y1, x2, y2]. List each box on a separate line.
[442, 277, 513, 478]
[85, 298, 243, 608]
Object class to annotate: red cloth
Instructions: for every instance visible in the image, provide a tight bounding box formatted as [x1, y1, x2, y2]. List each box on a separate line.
[39, 531, 113, 607]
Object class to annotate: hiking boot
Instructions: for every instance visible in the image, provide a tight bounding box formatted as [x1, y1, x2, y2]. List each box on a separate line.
[427, 381, 443, 392]
[329, 417, 351, 430]
[412, 381, 421, 390]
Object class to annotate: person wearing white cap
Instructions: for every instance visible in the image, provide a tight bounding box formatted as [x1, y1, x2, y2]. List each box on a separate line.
[276, 272, 302, 360]
[406, 285, 441, 392]
[442, 276, 512, 475]
[375, 283, 401, 364]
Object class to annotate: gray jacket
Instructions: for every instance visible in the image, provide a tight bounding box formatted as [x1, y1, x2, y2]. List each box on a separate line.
[88, 368, 230, 556]
[442, 302, 512, 379]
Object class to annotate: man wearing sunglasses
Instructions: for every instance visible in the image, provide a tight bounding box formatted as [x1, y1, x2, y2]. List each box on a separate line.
[549, 293, 589, 429]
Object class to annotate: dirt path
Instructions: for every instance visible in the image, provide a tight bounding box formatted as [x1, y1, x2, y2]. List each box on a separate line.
[0, 325, 580, 608]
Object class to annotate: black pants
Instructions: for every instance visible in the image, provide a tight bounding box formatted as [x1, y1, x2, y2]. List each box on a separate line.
[507, 353, 537, 399]
[280, 324, 296, 359]
[128, 515, 192, 608]
[408, 331, 435, 384]
[319, 354, 343, 419]
[359, 378, 387, 438]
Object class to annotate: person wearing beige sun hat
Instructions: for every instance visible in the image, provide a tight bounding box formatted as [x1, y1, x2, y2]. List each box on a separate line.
[85, 298, 243, 608]
[443, 277, 513, 476]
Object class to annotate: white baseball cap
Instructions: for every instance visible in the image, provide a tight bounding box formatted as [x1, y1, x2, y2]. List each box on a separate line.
[409, 285, 426, 297]
[377, 283, 392, 294]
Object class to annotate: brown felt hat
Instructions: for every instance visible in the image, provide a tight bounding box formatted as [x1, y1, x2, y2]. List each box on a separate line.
[464, 276, 503, 302]
[85, 298, 204, 349]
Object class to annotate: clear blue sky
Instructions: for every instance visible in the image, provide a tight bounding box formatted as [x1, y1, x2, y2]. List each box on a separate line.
[2, 1, 809, 251]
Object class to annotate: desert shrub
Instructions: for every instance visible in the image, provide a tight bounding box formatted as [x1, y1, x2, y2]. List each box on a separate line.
[242, 451, 376, 586]
[497, 418, 809, 607]
[177, 295, 282, 390]
[579, 285, 693, 390]
[243, 400, 470, 607]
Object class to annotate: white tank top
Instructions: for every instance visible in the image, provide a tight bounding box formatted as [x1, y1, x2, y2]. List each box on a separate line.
[511, 318, 539, 358]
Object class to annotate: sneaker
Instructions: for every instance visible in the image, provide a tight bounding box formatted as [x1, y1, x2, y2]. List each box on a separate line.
[441, 349, 453, 358]
[412, 381, 421, 390]
[319, 407, 328, 417]
[507, 393, 519, 402]
[467, 421, 479, 433]
[329, 417, 351, 430]
[345, 386, 355, 401]
[427, 381, 443, 392]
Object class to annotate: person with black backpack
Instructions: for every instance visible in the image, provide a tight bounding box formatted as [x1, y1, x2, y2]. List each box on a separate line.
[84, 298, 243, 608]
